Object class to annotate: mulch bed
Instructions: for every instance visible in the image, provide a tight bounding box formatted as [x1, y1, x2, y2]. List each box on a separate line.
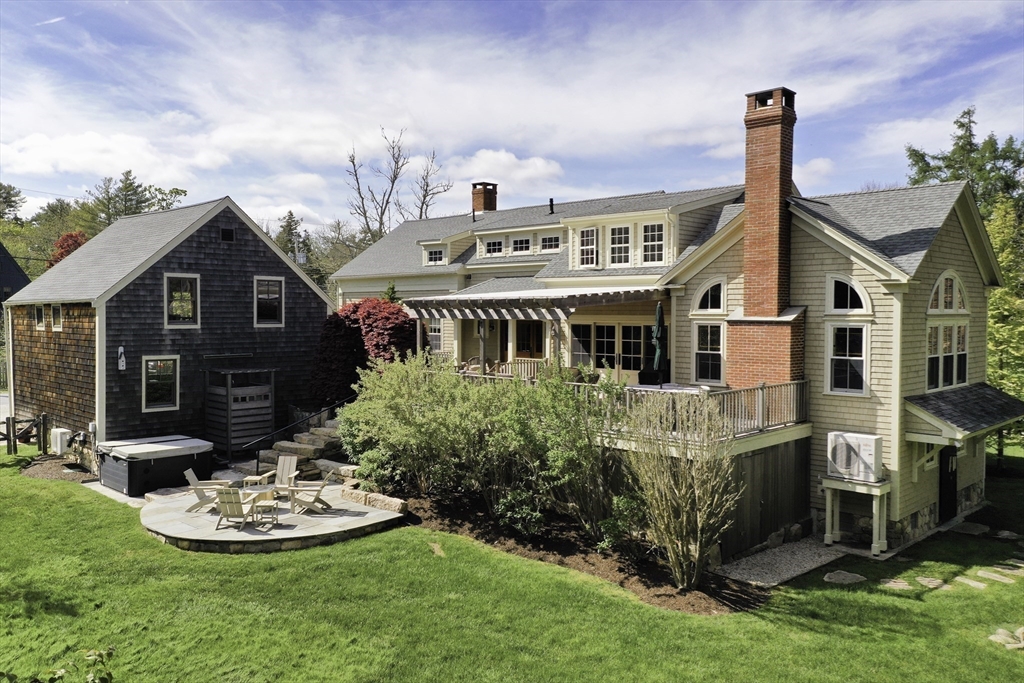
[404, 493, 769, 615]
[19, 453, 96, 483]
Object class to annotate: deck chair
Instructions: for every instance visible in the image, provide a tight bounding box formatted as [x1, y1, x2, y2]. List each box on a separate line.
[260, 455, 300, 498]
[184, 468, 232, 512]
[214, 488, 276, 530]
[288, 479, 332, 515]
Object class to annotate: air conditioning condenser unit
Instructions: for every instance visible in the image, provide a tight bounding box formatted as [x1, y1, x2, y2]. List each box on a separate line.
[827, 432, 884, 483]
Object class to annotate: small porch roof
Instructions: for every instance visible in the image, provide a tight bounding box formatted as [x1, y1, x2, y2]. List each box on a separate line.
[905, 383, 1024, 442]
[404, 279, 667, 320]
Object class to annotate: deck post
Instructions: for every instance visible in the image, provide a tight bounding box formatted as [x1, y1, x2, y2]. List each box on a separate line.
[478, 320, 486, 375]
[39, 413, 48, 456]
[416, 318, 423, 353]
[756, 383, 766, 431]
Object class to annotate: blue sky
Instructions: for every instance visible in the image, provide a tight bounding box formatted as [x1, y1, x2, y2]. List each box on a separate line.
[1, 0, 1022, 231]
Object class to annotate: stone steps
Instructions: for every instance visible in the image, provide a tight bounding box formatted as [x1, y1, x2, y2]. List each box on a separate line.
[325, 419, 340, 429]
[310, 427, 339, 438]
[294, 432, 332, 448]
[273, 440, 321, 458]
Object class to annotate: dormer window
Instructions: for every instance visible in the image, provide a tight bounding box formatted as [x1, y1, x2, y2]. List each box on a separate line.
[610, 226, 630, 265]
[579, 228, 597, 267]
[642, 223, 664, 263]
[485, 240, 504, 256]
[541, 236, 560, 251]
[512, 238, 530, 253]
[427, 249, 444, 264]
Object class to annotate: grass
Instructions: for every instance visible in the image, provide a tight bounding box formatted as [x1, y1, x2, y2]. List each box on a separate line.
[1, 448, 1022, 682]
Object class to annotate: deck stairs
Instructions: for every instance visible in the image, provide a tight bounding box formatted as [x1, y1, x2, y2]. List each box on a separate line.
[235, 419, 351, 481]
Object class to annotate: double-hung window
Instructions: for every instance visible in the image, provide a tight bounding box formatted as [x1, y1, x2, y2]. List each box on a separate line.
[254, 277, 285, 327]
[512, 238, 530, 253]
[829, 325, 865, 394]
[34, 305, 45, 330]
[695, 324, 723, 383]
[579, 228, 597, 267]
[51, 305, 62, 332]
[570, 324, 593, 366]
[642, 223, 664, 263]
[165, 274, 200, 328]
[610, 226, 630, 265]
[427, 319, 442, 350]
[142, 356, 179, 412]
[691, 280, 726, 384]
[485, 240, 504, 256]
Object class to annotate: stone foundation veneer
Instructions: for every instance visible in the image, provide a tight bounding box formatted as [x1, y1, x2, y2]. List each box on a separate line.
[957, 480, 985, 516]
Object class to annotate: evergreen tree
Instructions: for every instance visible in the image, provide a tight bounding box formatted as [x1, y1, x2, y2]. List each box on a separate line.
[76, 170, 187, 234]
[0, 183, 26, 222]
[274, 210, 305, 258]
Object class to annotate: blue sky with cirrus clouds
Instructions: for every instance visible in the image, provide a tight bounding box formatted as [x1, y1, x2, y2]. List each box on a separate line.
[1, 0, 1021, 231]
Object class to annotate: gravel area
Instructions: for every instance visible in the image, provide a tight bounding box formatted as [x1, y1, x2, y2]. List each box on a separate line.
[714, 537, 846, 587]
[19, 453, 96, 483]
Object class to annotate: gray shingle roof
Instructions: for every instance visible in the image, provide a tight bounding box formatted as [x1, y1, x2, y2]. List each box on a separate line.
[457, 277, 545, 295]
[906, 383, 1024, 435]
[534, 248, 674, 280]
[793, 181, 966, 276]
[330, 185, 742, 280]
[6, 199, 225, 305]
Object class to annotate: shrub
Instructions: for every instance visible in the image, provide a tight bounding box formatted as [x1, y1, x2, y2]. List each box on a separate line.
[309, 312, 367, 407]
[622, 392, 742, 589]
[598, 493, 647, 555]
[340, 298, 417, 362]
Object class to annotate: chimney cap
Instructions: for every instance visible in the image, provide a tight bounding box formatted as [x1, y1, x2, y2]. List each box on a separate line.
[745, 87, 796, 111]
[472, 181, 498, 189]
[744, 86, 796, 98]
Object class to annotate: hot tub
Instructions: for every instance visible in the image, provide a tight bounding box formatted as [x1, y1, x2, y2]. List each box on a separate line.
[97, 435, 214, 497]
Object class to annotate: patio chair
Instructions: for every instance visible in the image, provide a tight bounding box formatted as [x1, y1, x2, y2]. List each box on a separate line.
[257, 455, 299, 498]
[288, 479, 332, 515]
[214, 487, 277, 530]
[184, 468, 232, 512]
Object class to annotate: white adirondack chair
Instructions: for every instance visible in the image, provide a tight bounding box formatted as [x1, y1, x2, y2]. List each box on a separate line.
[261, 455, 299, 498]
[288, 479, 331, 515]
[184, 468, 232, 512]
[214, 488, 276, 530]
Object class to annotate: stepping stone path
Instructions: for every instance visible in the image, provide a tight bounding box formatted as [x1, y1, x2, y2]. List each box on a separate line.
[988, 627, 1024, 651]
[880, 578, 913, 590]
[824, 570, 866, 584]
[995, 530, 1022, 540]
[954, 576, 987, 590]
[916, 577, 952, 590]
[1005, 558, 1024, 567]
[992, 565, 1024, 577]
[977, 570, 1015, 584]
[950, 522, 990, 536]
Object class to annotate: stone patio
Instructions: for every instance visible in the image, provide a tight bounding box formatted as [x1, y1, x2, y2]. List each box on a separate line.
[140, 483, 405, 553]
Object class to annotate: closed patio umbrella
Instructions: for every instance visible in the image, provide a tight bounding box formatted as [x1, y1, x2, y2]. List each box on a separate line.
[651, 301, 666, 386]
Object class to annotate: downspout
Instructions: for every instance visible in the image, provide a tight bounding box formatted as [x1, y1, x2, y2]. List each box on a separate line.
[5, 305, 14, 421]
[95, 302, 106, 443]
[889, 288, 903, 523]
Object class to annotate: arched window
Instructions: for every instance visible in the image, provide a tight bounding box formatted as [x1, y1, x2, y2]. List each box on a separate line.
[926, 271, 969, 391]
[693, 279, 726, 313]
[826, 274, 870, 315]
[691, 279, 726, 385]
[928, 270, 968, 313]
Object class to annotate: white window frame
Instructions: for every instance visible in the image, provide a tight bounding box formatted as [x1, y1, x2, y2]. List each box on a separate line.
[825, 322, 869, 396]
[609, 226, 631, 266]
[426, 248, 445, 265]
[427, 318, 442, 350]
[691, 278, 727, 316]
[692, 321, 726, 386]
[642, 223, 664, 264]
[579, 227, 598, 268]
[512, 237, 531, 253]
[34, 305, 45, 331]
[825, 274, 872, 315]
[51, 304, 63, 332]
[253, 276, 286, 328]
[541, 235, 561, 252]
[163, 273, 201, 329]
[928, 269, 969, 314]
[141, 355, 180, 413]
[926, 321, 968, 392]
[484, 239, 504, 257]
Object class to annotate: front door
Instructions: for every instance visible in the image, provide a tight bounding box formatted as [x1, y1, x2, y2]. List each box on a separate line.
[516, 320, 544, 358]
[938, 445, 958, 523]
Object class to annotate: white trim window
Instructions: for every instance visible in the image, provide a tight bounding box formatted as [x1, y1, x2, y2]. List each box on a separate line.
[428, 319, 442, 350]
[426, 248, 444, 265]
[928, 270, 969, 313]
[254, 276, 285, 327]
[34, 305, 45, 331]
[579, 228, 597, 267]
[642, 223, 664, 264]
[484, 239, 504, 256]
[828, 324, 867, 395]
[164, 274, 200, 328]
[694, 322, 724, 384]
[142, 355, 180, 412]
[826, 274, 870, 315]
[693, 279, 726, 315]
[610, 226, 630, 265]
[51, 304, 63, 332]
[927, 322, 968, 390]
[541, 235, 560, 251]
[512, 237, 531, 253]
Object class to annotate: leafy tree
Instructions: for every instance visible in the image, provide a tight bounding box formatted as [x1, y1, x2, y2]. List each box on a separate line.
[907, 108, 1024, 460]
[906, 107, 1024, 221]
[47, 231, 89, 268]
[0, 183, 26, 221]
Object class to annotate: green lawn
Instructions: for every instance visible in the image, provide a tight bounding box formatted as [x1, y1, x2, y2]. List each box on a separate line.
[1, 449, 1022, 682]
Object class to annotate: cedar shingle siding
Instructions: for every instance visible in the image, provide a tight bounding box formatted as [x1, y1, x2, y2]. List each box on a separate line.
[103, 207, 326, 441]
[11, 303, 96, 433]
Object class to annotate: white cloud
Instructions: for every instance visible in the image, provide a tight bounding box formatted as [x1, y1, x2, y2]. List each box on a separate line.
[793, 158, 836, 190]
[445, 150, 563, 191]
[33, 17, 65, 27]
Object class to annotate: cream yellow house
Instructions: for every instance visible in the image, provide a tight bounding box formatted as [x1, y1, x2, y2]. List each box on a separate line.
[331, 87, 1024, 557]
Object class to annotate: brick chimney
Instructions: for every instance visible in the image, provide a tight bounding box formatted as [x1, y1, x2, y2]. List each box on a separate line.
[472, 182, 498, 212]
[743, 87, 796, 317]
[727, 87, 805, 388]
